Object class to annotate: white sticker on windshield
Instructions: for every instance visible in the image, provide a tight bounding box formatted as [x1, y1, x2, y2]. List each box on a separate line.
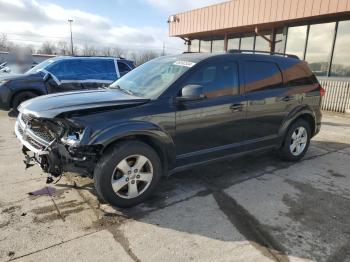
[173, 61, 196, 68]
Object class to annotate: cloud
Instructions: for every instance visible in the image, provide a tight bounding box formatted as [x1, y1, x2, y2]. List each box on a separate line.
[0, 0, 183, 54]
[145, 0, 228, 14]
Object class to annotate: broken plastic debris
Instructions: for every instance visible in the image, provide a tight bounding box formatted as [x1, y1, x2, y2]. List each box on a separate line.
[28, 187, 56, 196]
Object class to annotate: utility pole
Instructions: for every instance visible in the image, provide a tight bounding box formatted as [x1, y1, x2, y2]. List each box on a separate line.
[68, 19, 74, 55]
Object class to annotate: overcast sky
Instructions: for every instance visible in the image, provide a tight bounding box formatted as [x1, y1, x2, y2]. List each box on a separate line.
[0, 0, 225, 54]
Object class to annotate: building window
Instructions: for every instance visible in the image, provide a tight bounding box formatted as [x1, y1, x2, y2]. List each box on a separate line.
[200, 39, 212, 53]
[274, 29, 285, 53]
[331, 20, 350, 77]
[240, 36, 254, 50]
[255, 31, 271, 52]
[190, 40, 200, 52]
[285, 25, 307, 59]
[212, 38, 225, 53]
[305, 22, 336, 76]
[227, 37, 240, 51]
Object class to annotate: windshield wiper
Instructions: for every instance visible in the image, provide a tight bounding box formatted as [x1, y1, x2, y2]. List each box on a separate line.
[113, 85, 140, 97]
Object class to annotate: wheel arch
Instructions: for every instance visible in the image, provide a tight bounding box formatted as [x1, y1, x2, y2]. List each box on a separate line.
[279, 106, 317, 144]
[10, 89, 44, 107]
[91, 122, 176, 172]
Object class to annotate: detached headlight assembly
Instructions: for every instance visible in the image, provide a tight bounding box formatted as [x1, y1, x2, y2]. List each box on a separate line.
[61, 130, 85, 147]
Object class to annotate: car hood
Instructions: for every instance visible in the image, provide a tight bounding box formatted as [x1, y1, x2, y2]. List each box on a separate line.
[0, 72, 41, 82]
[19, 89, 149, 119]
[0, 73, 25, 81]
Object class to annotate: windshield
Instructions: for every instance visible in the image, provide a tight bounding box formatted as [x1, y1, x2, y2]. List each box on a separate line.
[26, 58, 56, 74]
[110, 56, 194, 99]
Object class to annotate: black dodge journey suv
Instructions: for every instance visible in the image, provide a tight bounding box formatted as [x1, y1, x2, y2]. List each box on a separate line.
[15, 52, 323, 207]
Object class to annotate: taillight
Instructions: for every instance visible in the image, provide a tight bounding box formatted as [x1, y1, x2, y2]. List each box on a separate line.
[320, 85, 326, 97]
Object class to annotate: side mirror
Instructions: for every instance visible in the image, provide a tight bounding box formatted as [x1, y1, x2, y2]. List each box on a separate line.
[177, 85, 205, 102]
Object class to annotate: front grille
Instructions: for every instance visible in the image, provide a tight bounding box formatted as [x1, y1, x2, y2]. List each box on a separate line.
[16, 122, 46, 151]
[21, 113, 32, 124]
[18, 124, 24, 135]
[27, 136, 45, 150]
[20, 113, 55, 144]
[31, 126, 54, 142]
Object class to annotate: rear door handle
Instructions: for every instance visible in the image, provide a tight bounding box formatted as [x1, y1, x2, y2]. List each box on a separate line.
[281, 96, 294, 102]
[230, 103, 244, 112]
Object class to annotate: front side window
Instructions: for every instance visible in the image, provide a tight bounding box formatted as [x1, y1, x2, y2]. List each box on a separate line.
[47, 60, 77, 79]
[110, 56, 192, 99]
[285, 26, 307, 59]
[305, 22, 336, 76]
[244, 61, 283, 93]
[183, 61, 239, 98]
[331, 20, 350, 77]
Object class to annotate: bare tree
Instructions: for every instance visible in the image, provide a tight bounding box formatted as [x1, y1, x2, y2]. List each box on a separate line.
[57, 41, 69, 55]
[101, 46, 112, 56]
[82, 43, 98, 56]
[111, 46, 124, 58]
[0, 33, 10, 51]
[131, 50, 160, 66]
[37, 41, 57, 55]
[24, 45, 35, 54]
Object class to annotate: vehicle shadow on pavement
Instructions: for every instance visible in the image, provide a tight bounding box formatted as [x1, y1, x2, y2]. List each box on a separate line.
[55, 140, 350, 262]
[123, 140, 350, 262]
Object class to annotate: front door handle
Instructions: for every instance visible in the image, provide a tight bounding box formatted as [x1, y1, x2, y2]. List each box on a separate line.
[280, 96, 294, 102]
[230, 103, 244, 112]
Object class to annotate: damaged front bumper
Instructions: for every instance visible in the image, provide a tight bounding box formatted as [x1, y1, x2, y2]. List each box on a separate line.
[15, 113, 99, 177]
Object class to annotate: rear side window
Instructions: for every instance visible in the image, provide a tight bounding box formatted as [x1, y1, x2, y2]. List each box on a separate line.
[184, 61, 239, 98]
[117, 61, 132, 77]
[284, 62, 317, 87]
[78, 59, 116, 80]
[244, 61, 283, 93]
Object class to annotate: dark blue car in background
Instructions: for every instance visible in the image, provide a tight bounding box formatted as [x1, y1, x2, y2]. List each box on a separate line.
[0, 56, 135, 111]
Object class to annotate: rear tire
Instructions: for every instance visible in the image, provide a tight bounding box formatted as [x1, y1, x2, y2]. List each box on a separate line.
[278, 119, 311, 161]
[94, 141, 162, 208]
[12, 91, 37, 113]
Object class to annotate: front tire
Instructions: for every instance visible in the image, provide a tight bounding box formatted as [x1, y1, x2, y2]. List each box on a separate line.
[278, 119, 311, 161]
[94, 141, 162, 208]
[12, 91, 37, 113]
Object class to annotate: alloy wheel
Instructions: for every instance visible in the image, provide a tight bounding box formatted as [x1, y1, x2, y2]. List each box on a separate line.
[290, 127, 308, 156]
[111, 155, 153, 199]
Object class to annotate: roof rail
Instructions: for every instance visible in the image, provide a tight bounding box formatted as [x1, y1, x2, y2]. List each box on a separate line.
[227, 49, 300, 59]
[70, 55, 126, 59]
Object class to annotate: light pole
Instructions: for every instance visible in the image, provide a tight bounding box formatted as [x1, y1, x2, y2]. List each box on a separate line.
[68, 19, 74, 55]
